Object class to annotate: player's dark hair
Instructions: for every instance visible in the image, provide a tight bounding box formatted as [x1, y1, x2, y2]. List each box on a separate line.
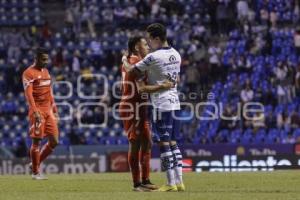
[128, 36, 143, 57]
[146, 23, 167, 42]
[36, 47, 48, 57]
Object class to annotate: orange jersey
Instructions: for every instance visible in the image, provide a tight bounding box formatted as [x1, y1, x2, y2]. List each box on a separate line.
[120, 55, 150, 141]
[120, 55, 148, 121]
[22, 65, 57, 113]
[120, 55, 146, 103]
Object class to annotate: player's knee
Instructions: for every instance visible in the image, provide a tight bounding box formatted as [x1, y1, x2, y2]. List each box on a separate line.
[141, 140, 152, 151]
[129, 140, 140, 153]
[170, 140, 177, 146]
[50, 138, 59, 148]
[148, 140, 153, 149]
[159, 141, 169, 147]
[32, 138, 41, 146]
[53, 140, 59, 147]
[50, 141, 58, 148]
[159, 132, 170, 143]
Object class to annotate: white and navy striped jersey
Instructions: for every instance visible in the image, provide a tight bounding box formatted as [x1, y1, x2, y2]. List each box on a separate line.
[134, 47, 181, 111]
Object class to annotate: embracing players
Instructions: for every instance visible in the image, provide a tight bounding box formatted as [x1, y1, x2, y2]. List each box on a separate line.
[22, 48, 59, 180]
[122, 23, 185, 192]
[120, 36, 175, 191]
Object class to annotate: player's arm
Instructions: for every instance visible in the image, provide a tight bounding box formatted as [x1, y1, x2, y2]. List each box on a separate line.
[122, 56, 143, 77]
[122, 53, 154, 75]
[136, 79, 175, 93]
[50, 89, 59, 120]
[122, 55, 135, 72]
[165, 73, 180, 84]
[176, 75, 180, 84]
[296, 75, 300, 89]
[23, 74, 42, 124]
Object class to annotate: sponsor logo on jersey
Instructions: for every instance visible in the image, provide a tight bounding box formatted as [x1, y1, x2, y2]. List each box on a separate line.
[169, 55, 176, 62]
[39, 80, 51, 86]
[143, 55, 154, 66]
[163, 55, 180, 66]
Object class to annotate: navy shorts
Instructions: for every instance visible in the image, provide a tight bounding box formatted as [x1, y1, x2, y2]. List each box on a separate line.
[151, 109, 181, 142]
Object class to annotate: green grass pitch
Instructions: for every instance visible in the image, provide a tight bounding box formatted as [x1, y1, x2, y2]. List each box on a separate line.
[0, 171, 299, 200]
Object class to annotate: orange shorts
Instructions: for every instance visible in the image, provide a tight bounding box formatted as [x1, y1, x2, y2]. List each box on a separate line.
[122, 114, 151, 142]
[28, 108, 59, 139]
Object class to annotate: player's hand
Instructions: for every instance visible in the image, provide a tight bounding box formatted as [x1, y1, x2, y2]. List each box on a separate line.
[161, 79, 175, 89]
[53, 112, 59, 122]
[121, 50, 129, 63]
[165, 74, 176, 83]
[33, 111, 42, 127]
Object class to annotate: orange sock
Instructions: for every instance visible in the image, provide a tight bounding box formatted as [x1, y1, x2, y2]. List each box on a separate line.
[30, 143, 40, 175]
[128, 152, 140, 185]
[40, 142, 53, 163]
[140, 151, 151, 182]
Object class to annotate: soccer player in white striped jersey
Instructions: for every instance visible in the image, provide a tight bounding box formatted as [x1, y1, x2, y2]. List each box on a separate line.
[122, 23, 185, 192]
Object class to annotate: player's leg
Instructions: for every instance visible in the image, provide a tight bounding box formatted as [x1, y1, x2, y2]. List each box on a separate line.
[140, 139, 151, 182]
[40, 135, 59, 163]
[153, 110, 177, 192]
[123, 118, 149, 191]
[40, 111, 59, 165]
[140, 120, 158, 190]
[29, 111, 47, 180]
[30, 138, 41, 175]
[128, 138, 143, 191]
[170, 141, 185, 191]
[170, 110, 184, 191]
[140, 120, 151, 182]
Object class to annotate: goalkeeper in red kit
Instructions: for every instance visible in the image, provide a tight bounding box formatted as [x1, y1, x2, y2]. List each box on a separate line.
[119, 36, 174, 191]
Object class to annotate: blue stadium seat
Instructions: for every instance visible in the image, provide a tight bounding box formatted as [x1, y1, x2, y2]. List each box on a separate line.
[230, 129, 242, 144]
[265, 129, 279, 144]
[254, 129, 266, 144]
[293, 129, 300, 140]
[241, 129, 253, 144]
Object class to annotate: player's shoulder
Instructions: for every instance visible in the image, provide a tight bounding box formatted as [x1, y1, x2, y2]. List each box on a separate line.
[154, 47, 179, 55]
[42, 67, 50, 74]
[173, 48, 181, 59]
[169, 47, 181, 60]
[169, 47, 180, 55]
[141, 52, 156, 65]
[150, 49, 163, 56]
[152, 47, 181, 61]
[22, 65, 35, 76]
[129, 55, 141, 64]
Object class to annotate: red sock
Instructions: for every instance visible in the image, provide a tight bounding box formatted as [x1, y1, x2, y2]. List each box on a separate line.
[40, 143, 53, 163]
[140, 151, 151, 182]
[128, 151, 140, 185]
[30, 143, 40, 175]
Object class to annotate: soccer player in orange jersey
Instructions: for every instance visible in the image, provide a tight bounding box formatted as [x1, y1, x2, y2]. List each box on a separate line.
[22, 48, 59, 180]
[120, 36, 174, 191]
